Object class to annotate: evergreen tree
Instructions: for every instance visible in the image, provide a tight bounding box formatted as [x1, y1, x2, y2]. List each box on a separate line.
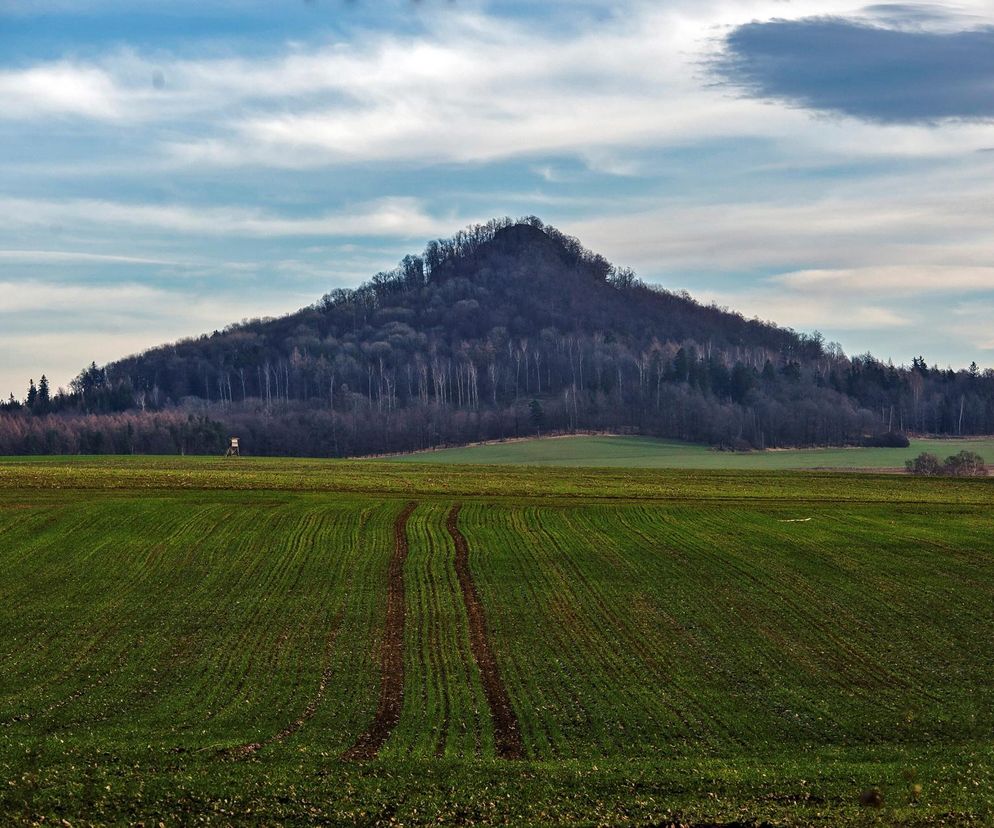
[37, 375, 51, 413]
[26, 379, 37, 411]
[528, 398, 545, 436]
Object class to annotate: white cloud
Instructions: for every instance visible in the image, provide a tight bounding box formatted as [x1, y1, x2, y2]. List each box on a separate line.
[0, 280, 314, 394]
[694, 287, 914, 331]
[565, 153, 994, 276]
[0, 196, 454, 238]
[4, 1, 993, 168]
[0, 280, 165, 313]
[772, 266, 994, 296]
[0, 62, 123, 119]
[0, 250, 178, 266]
[948, 302, 994, 352]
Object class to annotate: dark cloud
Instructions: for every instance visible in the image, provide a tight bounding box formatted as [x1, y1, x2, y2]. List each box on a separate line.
[715, 15, 994, 124]
[862, 4, 961, 26]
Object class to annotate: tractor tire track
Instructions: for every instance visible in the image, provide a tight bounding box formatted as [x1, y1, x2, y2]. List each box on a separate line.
[343, 501, 417, 760]
[447, 504, 523, 760]
[223, 614, 343, 760]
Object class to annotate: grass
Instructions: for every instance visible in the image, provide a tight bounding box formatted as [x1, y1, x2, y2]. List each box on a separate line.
[390, 434, 994, 470]
[1, 456, 993, 825]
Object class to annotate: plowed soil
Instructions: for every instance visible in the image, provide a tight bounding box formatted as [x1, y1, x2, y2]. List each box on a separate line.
[447, 504, 523, 759]
[343, 501, 417, 760]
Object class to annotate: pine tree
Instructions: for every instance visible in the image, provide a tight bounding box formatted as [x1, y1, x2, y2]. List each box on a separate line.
[37, 375, 51, 413]
[26, 379, 37, 411]
[528, 398, 544, 436]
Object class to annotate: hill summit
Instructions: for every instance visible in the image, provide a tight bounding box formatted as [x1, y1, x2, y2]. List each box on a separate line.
[2, 216, 993, 456]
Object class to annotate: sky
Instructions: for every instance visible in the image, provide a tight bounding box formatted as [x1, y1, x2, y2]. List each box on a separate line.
[3, 0, 994, 397]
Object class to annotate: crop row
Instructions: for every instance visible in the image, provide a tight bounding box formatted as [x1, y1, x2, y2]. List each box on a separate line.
[460, 500, 994, 758]
[0, 494, 396, 758]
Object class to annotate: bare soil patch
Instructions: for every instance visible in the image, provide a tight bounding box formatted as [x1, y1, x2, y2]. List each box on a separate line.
[342, 501, 417, 760]
[447, 504, 523, 759]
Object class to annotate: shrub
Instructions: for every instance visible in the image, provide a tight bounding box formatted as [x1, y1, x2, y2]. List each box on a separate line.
[943, 450, 987, 477]
[906, 450, 987, 477]
[906, 452, 942, 476]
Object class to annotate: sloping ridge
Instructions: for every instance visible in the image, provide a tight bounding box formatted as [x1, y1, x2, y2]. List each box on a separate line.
[105, 217, 798, 383]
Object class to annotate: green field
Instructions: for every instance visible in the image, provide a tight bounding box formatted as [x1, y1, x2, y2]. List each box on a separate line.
[392, 434, 994, 470]
[1, 457, 993, 825]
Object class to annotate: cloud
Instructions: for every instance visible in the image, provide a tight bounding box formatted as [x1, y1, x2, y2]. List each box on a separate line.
[0, 62, 123, 119]
[566, 152, 994, 277]
[715, 15, 994, 124]
[164, 10, 726, 167]
[0, 280, 315, 394]
[0, 196, 453, 238]
[4, 2, 994, 171]
[0, 7, 790, 168]
[861, 3, 987, 30]
[0, 280, 167, 314]
[695, 287, 913, 331]
[0, 278, 308, 322]
[772, 266, 994, 296]
[700, 264, 994, 341]
[0, 250, 177, 266]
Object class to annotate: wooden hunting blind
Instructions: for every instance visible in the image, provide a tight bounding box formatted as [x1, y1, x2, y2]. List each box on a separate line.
[225, 437, 240, 457]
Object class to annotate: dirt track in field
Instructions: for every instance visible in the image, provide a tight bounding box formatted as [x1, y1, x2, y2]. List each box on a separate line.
[447, 504, 523, 760]
[343, 501, 417, 760]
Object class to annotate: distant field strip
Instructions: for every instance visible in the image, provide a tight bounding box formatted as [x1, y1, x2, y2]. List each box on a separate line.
[5, 455, 994, 505]
[448, 504, 524, 759]
[392, 434, 994, 470]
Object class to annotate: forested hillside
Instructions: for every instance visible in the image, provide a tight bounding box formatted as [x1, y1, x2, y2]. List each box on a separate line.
[3, 217, 993, 456]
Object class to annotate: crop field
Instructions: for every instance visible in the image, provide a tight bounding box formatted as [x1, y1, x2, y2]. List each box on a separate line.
[392, 434, 994, 470]
[1, 457, 993, 825]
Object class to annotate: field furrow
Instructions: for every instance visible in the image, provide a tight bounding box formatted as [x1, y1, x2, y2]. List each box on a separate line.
[343, 501, 416, 759]
[448, 504, 524, 759]
[389, 504, 490, 757]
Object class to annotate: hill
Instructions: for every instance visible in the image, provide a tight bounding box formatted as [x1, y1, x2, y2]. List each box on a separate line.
[3, 216, 994, 456]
